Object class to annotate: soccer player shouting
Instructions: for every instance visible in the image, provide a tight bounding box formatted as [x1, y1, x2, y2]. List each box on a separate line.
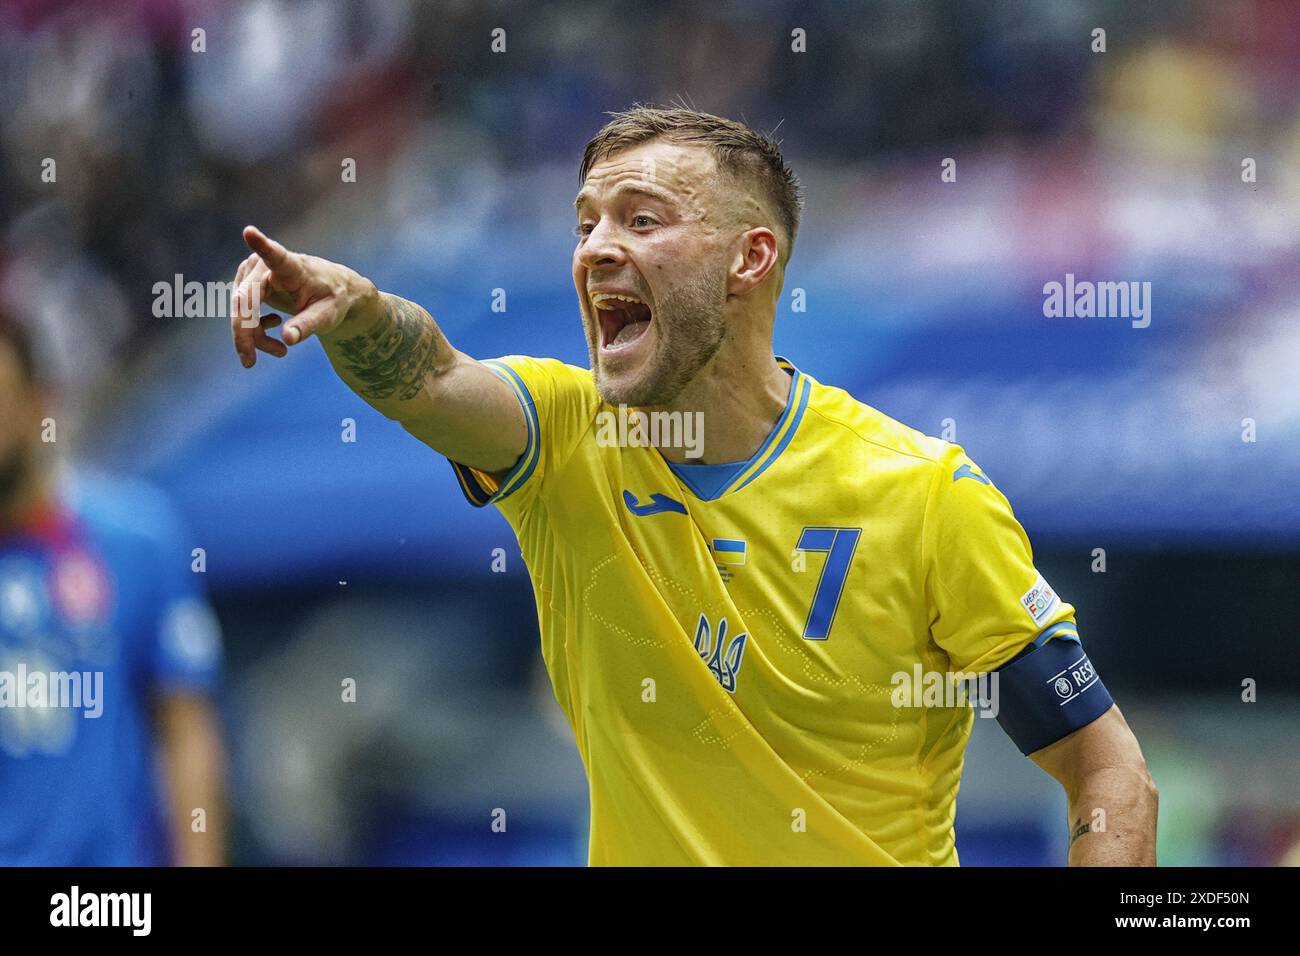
[231, 107, 1157, 866]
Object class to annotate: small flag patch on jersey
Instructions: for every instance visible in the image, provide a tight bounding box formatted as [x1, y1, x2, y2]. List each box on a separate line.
[1020, 573, 1060, 625]
[711, 538, 747, 566]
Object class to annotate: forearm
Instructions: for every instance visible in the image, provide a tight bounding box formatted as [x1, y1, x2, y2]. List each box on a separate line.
[318, 290, 524, 471]
[319, 289, 456, 422]
[159, 696, 228, 866]
[1065, 764, 1158, 865]
[230, 227, 526, 471]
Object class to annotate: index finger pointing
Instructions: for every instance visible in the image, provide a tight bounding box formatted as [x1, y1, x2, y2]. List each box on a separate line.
[242, 225, 296, 274]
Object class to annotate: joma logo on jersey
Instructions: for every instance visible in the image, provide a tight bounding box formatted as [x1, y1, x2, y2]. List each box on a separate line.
[693, 613, 748, 693]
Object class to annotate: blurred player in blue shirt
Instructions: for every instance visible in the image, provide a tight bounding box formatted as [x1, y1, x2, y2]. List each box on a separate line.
[0, 309, 227, 865]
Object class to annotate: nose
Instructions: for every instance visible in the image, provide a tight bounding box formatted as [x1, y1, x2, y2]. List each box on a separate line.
[576, 217, 627, 272]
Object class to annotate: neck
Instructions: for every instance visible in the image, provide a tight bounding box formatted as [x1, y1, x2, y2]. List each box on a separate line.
[653, 341, 789, 465]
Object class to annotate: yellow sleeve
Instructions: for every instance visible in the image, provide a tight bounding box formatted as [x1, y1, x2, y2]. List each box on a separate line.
[922, 445, 1077, 674]
[447, 355, 598, 516]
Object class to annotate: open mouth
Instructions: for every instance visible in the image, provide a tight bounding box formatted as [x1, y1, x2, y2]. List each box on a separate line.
[591, 292, 652, 352]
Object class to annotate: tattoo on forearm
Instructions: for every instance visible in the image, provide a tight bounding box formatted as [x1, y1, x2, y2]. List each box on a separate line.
[1069, 817, 1092, 846]
[334, 295, 442, 401]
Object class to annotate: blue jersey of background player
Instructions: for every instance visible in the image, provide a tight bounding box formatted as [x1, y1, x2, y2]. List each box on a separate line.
[0, 310, 227, 865]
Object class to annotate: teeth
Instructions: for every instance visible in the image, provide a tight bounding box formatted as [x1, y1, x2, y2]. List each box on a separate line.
[591, 292, 643, 310]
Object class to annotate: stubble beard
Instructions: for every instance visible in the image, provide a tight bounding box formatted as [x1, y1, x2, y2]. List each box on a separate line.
[587, 268, 728, 409]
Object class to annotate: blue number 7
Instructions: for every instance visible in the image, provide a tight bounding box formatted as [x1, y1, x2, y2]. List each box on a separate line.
[795, 527, 862, 640]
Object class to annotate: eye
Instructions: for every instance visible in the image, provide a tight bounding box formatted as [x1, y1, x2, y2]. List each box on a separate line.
[574, 222, 594, 238]
[631, 214, 658, 229]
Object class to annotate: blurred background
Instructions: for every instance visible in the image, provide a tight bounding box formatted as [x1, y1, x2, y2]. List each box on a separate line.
[1, 0, 1297, 865]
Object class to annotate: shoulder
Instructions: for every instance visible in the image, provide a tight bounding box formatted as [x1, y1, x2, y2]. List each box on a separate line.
[801, 372, 963, 473]
[486, 356, 604, 460]
[59, 467, 191, 555]
[487, 355, 595, 396]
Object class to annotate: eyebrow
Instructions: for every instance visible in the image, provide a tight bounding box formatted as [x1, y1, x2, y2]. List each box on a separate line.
[574, 181, 675, 213]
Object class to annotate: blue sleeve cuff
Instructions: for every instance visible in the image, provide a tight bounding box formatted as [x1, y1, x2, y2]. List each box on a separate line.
[448, 360, 540, 508]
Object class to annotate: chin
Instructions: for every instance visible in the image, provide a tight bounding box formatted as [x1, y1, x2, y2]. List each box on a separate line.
[593, 369, 647, 407]
[593, 361, 670, 408]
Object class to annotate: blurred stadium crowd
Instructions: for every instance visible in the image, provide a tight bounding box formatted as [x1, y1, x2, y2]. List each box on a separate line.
[1, 0, 1297, 864]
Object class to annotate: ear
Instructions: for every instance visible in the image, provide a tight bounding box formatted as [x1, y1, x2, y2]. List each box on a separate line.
[727, 227, 779, 297]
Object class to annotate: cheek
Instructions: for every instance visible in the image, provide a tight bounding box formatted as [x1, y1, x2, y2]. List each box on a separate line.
[572, 261, 589, 310]
[651, 244, 713, 298]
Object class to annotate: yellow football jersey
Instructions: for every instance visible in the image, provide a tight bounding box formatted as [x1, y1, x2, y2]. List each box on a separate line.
[450, 356, 1077, 866]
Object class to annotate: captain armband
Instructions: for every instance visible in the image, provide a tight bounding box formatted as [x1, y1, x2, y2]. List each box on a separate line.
[993, 623, 1115, 756]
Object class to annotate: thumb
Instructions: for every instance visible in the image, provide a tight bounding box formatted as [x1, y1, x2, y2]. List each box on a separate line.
[280, 299, 338, 346]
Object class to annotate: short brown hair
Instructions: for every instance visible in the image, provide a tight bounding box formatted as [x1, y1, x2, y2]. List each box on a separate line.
[580, 105, 803, 264]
